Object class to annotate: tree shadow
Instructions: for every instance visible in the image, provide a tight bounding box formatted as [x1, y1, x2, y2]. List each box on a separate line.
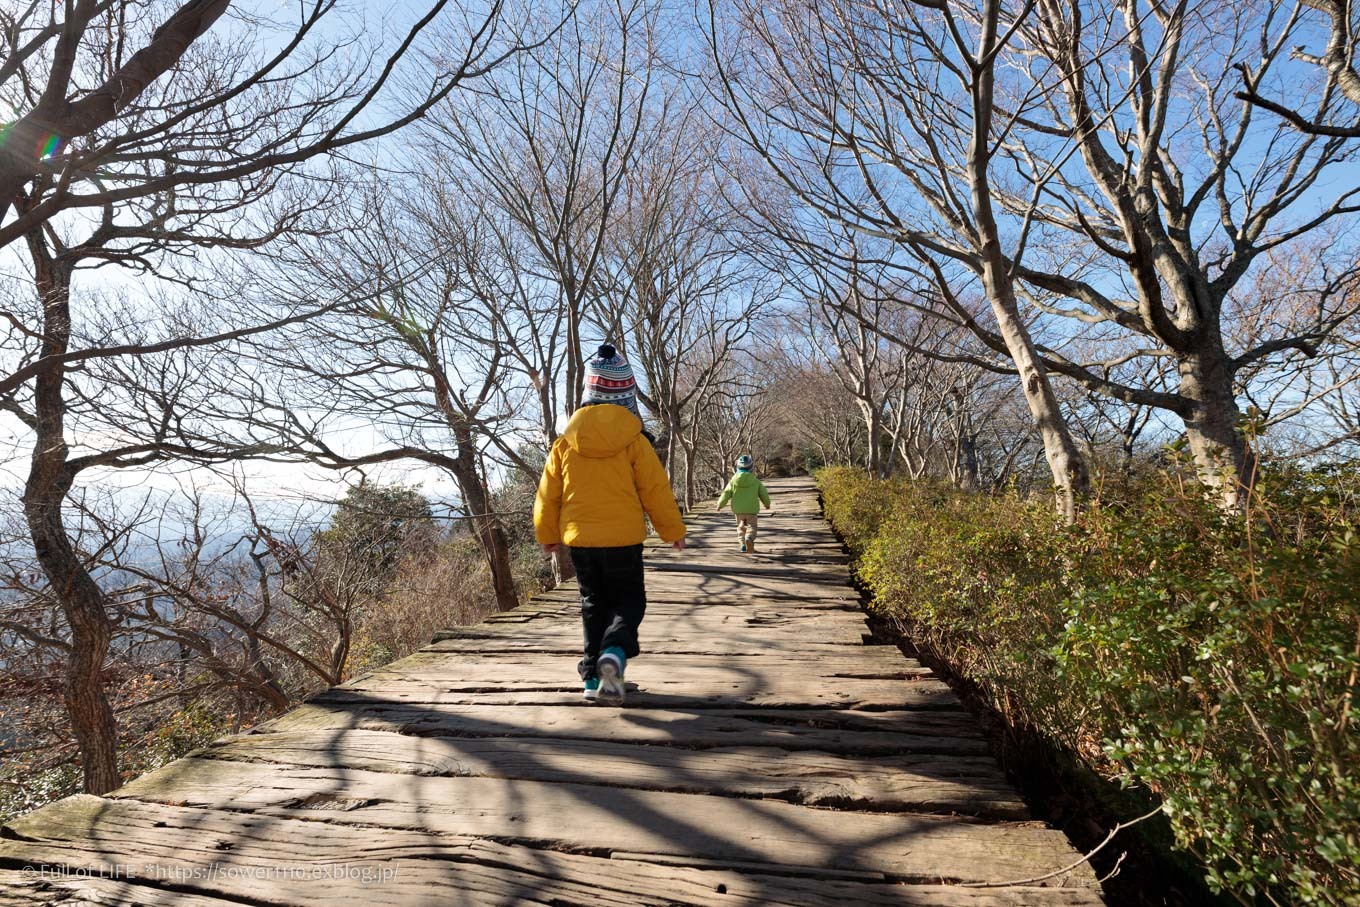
[0, 477, 1096, 904]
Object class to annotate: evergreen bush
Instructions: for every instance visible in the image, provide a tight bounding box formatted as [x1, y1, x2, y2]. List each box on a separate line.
[818, 464, 1360, 904]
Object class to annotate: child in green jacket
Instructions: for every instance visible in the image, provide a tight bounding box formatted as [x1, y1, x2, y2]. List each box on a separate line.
[715, 454, 771, 553]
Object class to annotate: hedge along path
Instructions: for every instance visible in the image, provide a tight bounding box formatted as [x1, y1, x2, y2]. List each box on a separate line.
[0, 476, 1106, 906]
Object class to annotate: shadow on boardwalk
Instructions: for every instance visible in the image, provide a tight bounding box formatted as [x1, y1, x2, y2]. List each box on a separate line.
[0, 477, 1106, 906]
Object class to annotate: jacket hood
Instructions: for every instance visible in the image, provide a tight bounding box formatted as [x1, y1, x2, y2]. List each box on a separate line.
[731, 471, 759, 488]
[562, 404, 642, 458]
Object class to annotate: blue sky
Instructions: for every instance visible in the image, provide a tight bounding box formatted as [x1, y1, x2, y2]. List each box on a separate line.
[3, 0, 1359, 537]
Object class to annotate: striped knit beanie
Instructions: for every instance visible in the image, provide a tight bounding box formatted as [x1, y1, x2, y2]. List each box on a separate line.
[584, 343, 640, 417]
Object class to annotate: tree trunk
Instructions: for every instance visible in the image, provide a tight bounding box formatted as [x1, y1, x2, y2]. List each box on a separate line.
[245, 666, 291, 714]
[328, 618, 352, 684]
[449, 439, 518, 612]
[683, 442, 697, 510]
[245, 556, 290, 711]
[565, 300, 585, 415]
[958, 432, 981, 492]
[966, 0, 1089, 521]
[973, 245, 1089, 519]
[1179, 350, 1254, 509]
[656, 400, 682, 472]
[533, 369, 558, 446]
[431, 386, 521, 612]
[663, 418, 677, 470]
[992, 296, 1089, 521]
[21, 238, 121, 794]
[859, 401, 883, 478]
[482, 518, 518, 612]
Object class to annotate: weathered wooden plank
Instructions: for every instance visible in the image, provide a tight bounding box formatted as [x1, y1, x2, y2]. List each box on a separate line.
[435, 616, 869, 636]
[362, 651, 932, 677]
[0, 797, 1104, 906]
[710, 547, 849, 560]
[430, 619, 872, 642]
[0, 476, 1105, 904]
[441, 607, 873, 630]
[109, 759, 1099, 887]
[270, 701, 990, 754]
[326, 674, 954, 710]
[496, 608, 866, 630]
[427, 635, 876, 655]
[646, 559, 852, 579]
[637, 576, 858, 601]
[470, 620, 869, 643]
[331, 645, 945, 709]
[474, 590, 866, 614]
[200, 728, 1028, 818]
[526, 588, 865, 609]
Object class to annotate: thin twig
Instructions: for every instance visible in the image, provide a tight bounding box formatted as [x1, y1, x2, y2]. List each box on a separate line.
[959, 804, 1164, 888]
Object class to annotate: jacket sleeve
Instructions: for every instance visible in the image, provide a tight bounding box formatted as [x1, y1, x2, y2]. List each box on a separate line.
[533, 443, 564, 545]
[759, 481, 771, 509]
[717, 479, 733, 509]
[632, 439, 686, 543]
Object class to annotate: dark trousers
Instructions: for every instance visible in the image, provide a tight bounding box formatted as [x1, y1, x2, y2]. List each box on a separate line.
[569, 544, 647, 681]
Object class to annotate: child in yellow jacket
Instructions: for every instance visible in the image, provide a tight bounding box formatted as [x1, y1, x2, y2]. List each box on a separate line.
[534, 344, 686, 705]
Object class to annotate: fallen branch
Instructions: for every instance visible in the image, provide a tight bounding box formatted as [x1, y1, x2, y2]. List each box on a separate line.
[959, 804, 1165, 889]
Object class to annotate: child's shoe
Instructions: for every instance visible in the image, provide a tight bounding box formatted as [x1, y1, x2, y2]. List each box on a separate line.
[582, 678, 600, 702]
[597, 647, 627, 705]
[739, 543, 747, 553]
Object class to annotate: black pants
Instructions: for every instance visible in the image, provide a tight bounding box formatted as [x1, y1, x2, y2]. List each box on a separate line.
[569, 544, 647, 681]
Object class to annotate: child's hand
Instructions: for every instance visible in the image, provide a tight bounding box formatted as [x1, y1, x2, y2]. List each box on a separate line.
[541, 543, 560, 555]
[672, 538, 686, 551]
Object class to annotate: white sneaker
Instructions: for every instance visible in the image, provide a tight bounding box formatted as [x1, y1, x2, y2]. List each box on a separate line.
[582, 679, 600, 702]
[597, 649, 626, 705]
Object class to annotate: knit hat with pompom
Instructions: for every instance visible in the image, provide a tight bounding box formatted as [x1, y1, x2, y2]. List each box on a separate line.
[583, 343, 639, 417]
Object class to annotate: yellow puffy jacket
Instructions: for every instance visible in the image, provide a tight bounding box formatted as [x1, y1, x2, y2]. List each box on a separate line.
[534, 404, 686, 548]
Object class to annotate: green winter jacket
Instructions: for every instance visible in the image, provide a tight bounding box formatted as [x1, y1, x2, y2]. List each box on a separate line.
[717, 471, 771, 514]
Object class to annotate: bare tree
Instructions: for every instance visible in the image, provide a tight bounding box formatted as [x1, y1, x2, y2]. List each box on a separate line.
[0, 0, 530, 249]
[0, 475, 466, 814]
[594, 107, 766, 503]
[96, 487, 374, 715]
[1002, 0, 1360, 505]
[801, 274, 907, 479]
[0, 0, 537, 793]
[12, 220, 316, 794]
[1237, 0, 1360, 137]
[436, 187, 574, 452]
[426, 0, 657, 416]
[252, 181, 526, 613]
[710, 0, 1360, 510]
[738, 188, 1035, 488]
[706, 0, 1092, 519]
[765, 349, 869, 469]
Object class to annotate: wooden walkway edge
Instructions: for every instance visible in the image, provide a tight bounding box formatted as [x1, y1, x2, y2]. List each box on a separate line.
[0, 477, 1106, 905]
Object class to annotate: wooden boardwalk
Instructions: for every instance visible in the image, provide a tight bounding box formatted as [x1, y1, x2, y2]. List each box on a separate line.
[0, 477, 1105, 905]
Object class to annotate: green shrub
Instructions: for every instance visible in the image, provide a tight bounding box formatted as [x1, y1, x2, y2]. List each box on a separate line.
[1058, 469, 1360, 903]
[818, 465, 1360, 905]
[818, 465, 905, 554]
